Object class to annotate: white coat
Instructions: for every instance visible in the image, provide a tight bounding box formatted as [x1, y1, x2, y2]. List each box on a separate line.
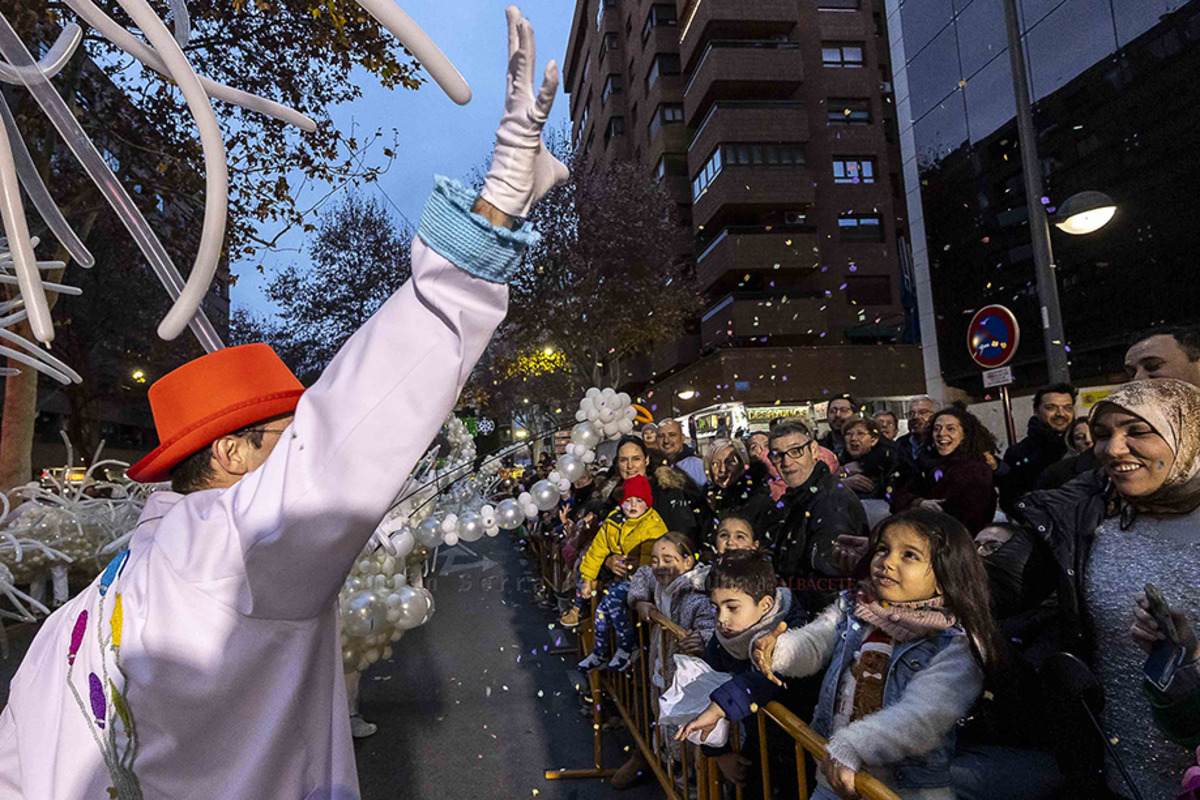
[0, 177, 529, 799]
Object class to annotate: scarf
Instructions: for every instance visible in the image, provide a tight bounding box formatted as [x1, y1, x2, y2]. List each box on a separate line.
[716, 587, 793, 661]
[1091, 379, 1200, 515]
[853, 584, 958, 642]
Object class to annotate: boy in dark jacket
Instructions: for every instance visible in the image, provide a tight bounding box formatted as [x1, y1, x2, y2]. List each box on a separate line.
[684, 552, 808, 787]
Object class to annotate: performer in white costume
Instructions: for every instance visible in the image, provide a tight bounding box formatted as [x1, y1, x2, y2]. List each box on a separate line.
[0, 8, 565, 797]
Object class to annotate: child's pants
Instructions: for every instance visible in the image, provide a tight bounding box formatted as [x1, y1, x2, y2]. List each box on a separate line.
[591, 580, 635, 656]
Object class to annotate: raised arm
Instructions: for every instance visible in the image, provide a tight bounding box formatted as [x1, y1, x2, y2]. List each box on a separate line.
[162, 8, 567, 620]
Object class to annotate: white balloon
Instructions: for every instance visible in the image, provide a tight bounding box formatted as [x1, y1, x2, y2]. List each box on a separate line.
[556, 479, 571, 494]
[557, 453, 585, 482]
[518, 492, 533, 506]
[602, 387, 617, 400]
[624, 406, 637, 420]
[523, 502, 539, 519]
[485, 524, 500, 538]
[393, 586, 429, 630]
[549, 470, 562, 484]
[617, 392, 631, 407]
[530, 479, 560, 511]
[586, 407, 600, 421]
[341, 590, 387, 638]
[582, 450, 596, 463]
[441, 514, 459, 533]
[457, 511, 485, 543]
[603, 421, 621, 438]
[571, 421, 600, 449]
[618, 418, 634, 434]
[575, 409, 588, 422]
[443, 531, 460, 547]
[496, 498, 524, 529]
[598, 406, 616, 424]
[586, 387, 601, 399]
[415, 517, 442, 547]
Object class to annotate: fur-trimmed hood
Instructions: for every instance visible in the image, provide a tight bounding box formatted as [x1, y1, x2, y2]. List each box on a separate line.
[655, 464, 691, 491]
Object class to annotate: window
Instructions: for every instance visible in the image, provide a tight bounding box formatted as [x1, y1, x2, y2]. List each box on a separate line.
[584, 128, 596, 157]
[827, 98, 871, 125]
[838, 214, 884, 242]
[721, 143, 807, 167]
[819, 0, 860, 9]
[654, 154, 687, 182]
[822, 43, 865, 68]
[580, 92, 591, 130]
[832, 158, 876, 184]
[602, 73, 623, 105]
[692, 147, 723, 201]
[642, 4, 677, 41]
[646, 53, 681, 91]
[600, 32, 618, 63]
[596, 0, 614, 29]
[845, 275, 892, 305]
[605, 116, 625, 145]
[648, 103, 684, 138]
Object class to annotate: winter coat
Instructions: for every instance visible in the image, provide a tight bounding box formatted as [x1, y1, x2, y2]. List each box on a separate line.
[844, 440, 911, 500]
[1035, 448, 1101, 491]
[1007, 470, 1111, 656]
[705, 460, 780, 546]
[628, 564, 716, 689]
[705, 588, 808, 720]
[768, 462, 869, 612]
[892, 450, 997, 534]
[772, 594, 983, 789]
[1000, 416, 1068, 512]
[578, 507, 668, 582]
[652, 466, 715, 542]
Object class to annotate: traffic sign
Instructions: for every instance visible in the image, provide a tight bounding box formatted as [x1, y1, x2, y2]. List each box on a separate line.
[967, 305, 1020, 369]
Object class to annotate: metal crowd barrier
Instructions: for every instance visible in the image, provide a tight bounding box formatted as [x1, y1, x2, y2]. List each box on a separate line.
[544, 584, 900, 800]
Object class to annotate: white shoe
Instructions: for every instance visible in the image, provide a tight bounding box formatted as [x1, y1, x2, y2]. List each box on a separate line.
[350, 714, 378, 739]
[608, 648, 639, 673]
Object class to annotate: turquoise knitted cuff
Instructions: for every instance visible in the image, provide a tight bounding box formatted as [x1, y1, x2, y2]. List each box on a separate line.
[417, 175, 539, 284]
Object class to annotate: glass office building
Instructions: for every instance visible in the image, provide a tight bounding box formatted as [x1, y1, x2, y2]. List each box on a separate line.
[887, 0, 1200, 395]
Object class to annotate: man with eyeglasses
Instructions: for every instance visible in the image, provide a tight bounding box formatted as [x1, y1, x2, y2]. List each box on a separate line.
[766, 419, 868, 614]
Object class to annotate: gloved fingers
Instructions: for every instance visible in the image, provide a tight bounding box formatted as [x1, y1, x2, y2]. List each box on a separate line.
[505, 5, 520, 63]
[513, 15, 536, 100]
[530, 58, 558, 124]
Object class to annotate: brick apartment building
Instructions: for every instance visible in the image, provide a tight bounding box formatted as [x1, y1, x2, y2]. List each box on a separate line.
[562, 0, 925, 433]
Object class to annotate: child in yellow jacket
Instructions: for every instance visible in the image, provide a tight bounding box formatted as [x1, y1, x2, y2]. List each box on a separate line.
[578, 475, 668, 673]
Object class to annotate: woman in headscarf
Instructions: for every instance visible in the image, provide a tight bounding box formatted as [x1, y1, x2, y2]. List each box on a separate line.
[703, 438, 778, 550]
[1014, 379, 1200, 799]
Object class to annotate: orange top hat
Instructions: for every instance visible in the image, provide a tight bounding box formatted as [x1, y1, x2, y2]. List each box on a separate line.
[126, 343, 305, 483]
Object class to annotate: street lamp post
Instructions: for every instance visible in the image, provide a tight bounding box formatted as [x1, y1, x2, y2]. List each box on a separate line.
[1002, 0, 1071, 384]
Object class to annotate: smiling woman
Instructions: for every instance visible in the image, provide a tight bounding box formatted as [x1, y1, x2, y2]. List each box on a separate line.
[1013, 379, 1200, 798]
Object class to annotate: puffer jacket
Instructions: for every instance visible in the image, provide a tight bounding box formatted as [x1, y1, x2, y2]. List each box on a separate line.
[578, 506, 668, 582]
[627, 564, 715, 689]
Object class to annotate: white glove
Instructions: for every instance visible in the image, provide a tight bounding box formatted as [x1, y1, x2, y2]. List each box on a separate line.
[479, 6, 570, 218]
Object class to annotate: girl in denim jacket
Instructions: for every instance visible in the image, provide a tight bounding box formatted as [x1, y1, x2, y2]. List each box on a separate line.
[683, 509, 1000, 799]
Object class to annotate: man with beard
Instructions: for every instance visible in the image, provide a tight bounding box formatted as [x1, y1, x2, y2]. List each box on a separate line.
[999, 383, 1077, 513]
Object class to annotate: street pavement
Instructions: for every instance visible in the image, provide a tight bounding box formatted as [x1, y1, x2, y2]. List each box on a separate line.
[0, 534, 660, 799]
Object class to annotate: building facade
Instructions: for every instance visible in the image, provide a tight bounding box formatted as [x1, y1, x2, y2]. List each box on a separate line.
[887, 0, 1200, 399]
[562, 0, 926, 425]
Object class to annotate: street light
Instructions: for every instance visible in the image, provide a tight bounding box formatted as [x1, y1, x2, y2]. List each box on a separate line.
[676, 389, 697, 400]
[1054, 191, 1117, 235]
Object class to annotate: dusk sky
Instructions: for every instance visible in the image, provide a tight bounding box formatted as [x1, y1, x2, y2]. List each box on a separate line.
[231, 0, 574, 317]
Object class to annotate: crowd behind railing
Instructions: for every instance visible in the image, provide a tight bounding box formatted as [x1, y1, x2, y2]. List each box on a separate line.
[502, 326, 1200, 800]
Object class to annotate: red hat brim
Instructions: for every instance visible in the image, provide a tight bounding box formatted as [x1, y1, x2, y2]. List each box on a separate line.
[125, 389, 304, 484]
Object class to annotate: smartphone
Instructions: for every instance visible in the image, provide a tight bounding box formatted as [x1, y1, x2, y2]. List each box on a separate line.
[1145, 638, 1186, 692]
[1145, 582, 1181, 645]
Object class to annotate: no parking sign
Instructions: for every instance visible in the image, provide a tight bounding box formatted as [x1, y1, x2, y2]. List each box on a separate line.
[967, 305, 1020, 369]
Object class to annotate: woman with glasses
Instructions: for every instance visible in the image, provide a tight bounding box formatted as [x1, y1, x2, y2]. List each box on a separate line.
[703, 438, 778, 551]
[836, 416, 908, 500]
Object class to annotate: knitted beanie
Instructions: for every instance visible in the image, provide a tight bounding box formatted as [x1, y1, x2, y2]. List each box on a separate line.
[621, 474, 654, 507]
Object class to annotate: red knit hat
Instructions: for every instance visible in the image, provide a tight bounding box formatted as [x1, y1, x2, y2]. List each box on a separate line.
[621, 474, 654, 508]
[126, 344, 305, 483]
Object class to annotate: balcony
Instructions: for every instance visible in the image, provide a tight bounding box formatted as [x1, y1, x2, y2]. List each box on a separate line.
[700, 293, 827, 349]
[684, 41, 804, 127]
[679, 0, 800, 69]
[689, 101, 808, 166]
[691, 164, 816, 231]
[695, 227, 820, 293]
